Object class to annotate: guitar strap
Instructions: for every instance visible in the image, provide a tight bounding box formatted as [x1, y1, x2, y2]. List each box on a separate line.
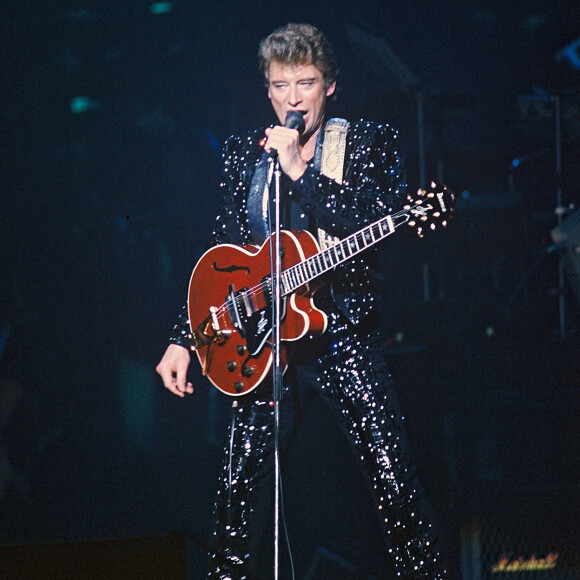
[317, 118, 350, 250]
[247, 151, 273, 245]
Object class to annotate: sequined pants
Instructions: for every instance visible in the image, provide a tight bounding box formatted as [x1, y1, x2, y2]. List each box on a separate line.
[207, 336, 446, 579]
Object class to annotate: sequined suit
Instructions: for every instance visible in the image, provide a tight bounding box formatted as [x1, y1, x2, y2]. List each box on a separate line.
[171, 120, 445, 578]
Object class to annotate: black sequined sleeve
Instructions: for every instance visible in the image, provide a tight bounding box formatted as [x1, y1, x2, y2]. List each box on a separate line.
[290, 121, 405, 238]
[168, 303, 191, 349]
[168, 132, 261, 347]
[212, 132, 263, 246]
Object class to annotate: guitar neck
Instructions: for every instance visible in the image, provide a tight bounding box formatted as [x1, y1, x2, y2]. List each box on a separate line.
[281, 209, 408, 295]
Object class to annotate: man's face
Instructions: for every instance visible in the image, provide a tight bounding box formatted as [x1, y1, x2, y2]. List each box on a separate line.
[267, 60, 336, 138]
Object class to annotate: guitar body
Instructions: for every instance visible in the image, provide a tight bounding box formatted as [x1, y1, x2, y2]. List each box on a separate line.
[188, 230, 328, 396]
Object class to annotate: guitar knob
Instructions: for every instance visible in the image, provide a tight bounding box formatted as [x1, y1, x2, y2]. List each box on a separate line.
[227, 361, 237, 372]
[234, 381, 244, 393]
[241, 366, 254, 378]
[236, 345, 247, 356]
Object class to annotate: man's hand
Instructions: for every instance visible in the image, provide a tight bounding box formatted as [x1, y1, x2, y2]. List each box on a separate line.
[156, 344, 194, 397]
[264, 126, 308, 182]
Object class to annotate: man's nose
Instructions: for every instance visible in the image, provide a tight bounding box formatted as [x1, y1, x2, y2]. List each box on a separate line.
[288, 85, 302, 106]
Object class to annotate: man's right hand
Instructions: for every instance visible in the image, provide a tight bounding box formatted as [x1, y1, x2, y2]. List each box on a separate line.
[156, 344, 194, 397]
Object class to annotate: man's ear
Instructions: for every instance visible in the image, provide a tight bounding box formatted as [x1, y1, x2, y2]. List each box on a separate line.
[326, 81, 336, 98]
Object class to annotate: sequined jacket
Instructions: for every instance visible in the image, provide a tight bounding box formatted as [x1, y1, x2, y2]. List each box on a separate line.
[170, 119, 406, 353]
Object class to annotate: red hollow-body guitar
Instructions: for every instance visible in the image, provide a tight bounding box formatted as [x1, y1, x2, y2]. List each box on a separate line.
[188, 182, 454, 396]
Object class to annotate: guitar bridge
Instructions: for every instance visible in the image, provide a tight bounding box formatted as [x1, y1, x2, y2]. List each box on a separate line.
[190, 307, 231, 350]
[190, 316, 214, 350]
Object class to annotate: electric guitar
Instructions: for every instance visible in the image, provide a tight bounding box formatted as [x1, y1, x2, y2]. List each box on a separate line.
[188, 182, 455, 395]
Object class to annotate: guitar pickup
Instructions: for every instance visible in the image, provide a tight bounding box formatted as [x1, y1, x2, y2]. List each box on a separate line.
[225, 284, 246, 338]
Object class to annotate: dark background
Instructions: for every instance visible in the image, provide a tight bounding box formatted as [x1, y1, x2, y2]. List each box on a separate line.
[1, 1, 580, 578]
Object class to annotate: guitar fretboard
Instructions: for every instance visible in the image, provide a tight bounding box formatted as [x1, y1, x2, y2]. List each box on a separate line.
[282, 211, 402, 295]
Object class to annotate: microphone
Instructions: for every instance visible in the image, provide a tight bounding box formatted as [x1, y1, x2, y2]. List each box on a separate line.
[284, 110, 305, 134]
[260, 112, 305, 157]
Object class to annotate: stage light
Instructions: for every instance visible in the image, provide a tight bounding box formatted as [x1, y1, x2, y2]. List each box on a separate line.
[70, 96, 100, 114]
[556, 37, 580, 70]
[150, 2, 173, 15]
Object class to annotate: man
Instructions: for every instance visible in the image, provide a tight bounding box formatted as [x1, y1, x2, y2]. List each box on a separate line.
[157, 23, 446, 578]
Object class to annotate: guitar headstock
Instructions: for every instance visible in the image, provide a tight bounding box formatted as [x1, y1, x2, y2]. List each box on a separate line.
[404, 181, 456, 237]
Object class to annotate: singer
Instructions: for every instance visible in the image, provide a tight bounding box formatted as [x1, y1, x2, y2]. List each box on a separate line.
[156, 23, 447, 578]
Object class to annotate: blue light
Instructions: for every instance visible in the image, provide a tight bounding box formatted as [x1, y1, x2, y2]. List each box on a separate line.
[70, 96, 100, 114]
[557, 37, 580, 70]
[0, 325, 10, 365]
[150, 2, 173, 14]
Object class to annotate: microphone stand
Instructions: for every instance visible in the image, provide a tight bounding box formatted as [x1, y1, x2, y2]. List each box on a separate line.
[268, 153, 284, 580]
[267, 112, 304, 579]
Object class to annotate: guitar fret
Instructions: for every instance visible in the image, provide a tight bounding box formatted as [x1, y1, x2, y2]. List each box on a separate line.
[298, 265, 306, 285]
[294, 265, 300, 288]
[323, 250, 332, 269]
[312, 256, 322, 277]
[384, 215, 395, 236]
[317, 253, 325, 273]
[323, 249, 331, 267]
[365, 226, 372, 243]
[293, 266, 300, 287]
[292, 267, 300, 287]
[294, 266, 301, 285]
